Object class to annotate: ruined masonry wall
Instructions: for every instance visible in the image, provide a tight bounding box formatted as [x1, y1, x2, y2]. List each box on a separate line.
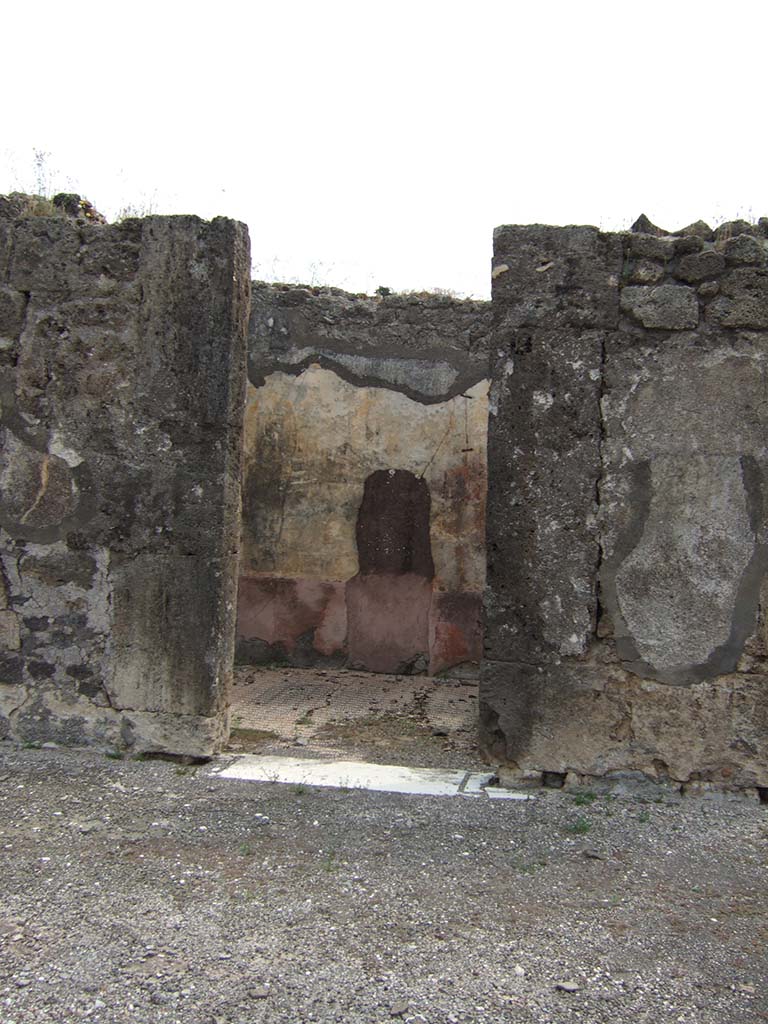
[481, 219, 768, 791]
[0, 195, 250, 756]
[238, 284, 492, 675]
[3, 192, 766, 785]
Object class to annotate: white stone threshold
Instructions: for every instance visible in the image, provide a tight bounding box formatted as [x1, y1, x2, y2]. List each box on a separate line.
[211, 755, 531, 799]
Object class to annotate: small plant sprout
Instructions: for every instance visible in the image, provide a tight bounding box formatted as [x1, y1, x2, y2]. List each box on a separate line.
[573, 790, 597, 806]
[567, 817, 592, 836]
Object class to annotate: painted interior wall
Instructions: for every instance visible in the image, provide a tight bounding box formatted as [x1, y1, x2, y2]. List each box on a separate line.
[236, 286, 492, 675]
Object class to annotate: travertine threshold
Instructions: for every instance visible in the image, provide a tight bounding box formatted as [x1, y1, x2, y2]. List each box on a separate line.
[213, 754, 528, 799]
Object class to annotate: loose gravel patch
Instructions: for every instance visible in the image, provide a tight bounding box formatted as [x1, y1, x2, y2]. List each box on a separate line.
[1, 744, 767, 1023]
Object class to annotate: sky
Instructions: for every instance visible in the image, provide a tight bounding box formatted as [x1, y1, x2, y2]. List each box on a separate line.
[2, 0, 766, 298]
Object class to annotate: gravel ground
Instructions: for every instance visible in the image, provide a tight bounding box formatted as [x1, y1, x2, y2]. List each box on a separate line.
[1, 744, 767, 1024]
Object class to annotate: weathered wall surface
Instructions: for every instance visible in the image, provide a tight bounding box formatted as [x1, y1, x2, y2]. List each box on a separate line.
[248, 282, 491, 402]
[482, 219, 768, 791]
[238, 285, 491, 674]
[6, 192, 763, 783]
[0, 194, 250, 756]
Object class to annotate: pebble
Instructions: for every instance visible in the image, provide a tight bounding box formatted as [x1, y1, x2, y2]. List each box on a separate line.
[555, 980, 580, 993]
[78, 820, 106, 834]
[390, 998, 409, 1016]
[248, 985, 270, 1000]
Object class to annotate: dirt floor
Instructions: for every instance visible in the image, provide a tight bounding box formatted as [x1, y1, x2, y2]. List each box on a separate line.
[1, 667, 767, 1024]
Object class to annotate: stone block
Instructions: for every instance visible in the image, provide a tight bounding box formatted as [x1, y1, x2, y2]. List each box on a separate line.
[479, 659, 768, 788]
[492, 225, 622, 329]
[479, 659, 633, 772]
[722, 234, 767, 266]
[0, 683, 26, 739]
[0, 436, 82, 544]
[620, 284, 699, 329]
[714, 219, 757, 241]
[0, 286, 26, 340]
[706, 268, 768, 328]
[120, 709, 228, 758]
[485, 328, 604, 662]
[8, 217, 81, 295]
[626, 259, 665, 284]
[1, 610, 22, 650]
[0, 651, 23, 684]
[630, 215, 667, 235]
[626, 233, 675, 261]
[675, 249, 725, 283]
[110, 553, 236, 717]
[77, 221, 142, 282]
[676, 220, 714, 241]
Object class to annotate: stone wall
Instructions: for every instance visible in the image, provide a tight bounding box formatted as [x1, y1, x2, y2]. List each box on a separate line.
[2, 192, 766, 787]
[238, 284, 492, 675]
[481, 218, 768, 792]
[0, 194, 250, 757]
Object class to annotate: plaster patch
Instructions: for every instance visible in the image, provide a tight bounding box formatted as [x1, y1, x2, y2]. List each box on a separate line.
[616, 456, 754, 671]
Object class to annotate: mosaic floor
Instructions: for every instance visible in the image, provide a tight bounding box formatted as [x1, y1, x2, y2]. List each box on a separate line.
[228, 666, 485, 769]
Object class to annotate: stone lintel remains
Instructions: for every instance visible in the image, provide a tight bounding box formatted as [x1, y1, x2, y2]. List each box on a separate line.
[0, 195, 250, 757]
[481, 219, 768, 791]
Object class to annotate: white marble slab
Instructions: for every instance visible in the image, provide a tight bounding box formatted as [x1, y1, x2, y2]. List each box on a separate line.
[212, 755, 532, 800]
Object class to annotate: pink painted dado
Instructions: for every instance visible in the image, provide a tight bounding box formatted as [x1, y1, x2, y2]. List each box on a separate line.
[236, 574, 482, 675]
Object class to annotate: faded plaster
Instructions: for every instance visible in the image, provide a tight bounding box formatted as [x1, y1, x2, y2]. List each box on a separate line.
[241, 366, 488, 592]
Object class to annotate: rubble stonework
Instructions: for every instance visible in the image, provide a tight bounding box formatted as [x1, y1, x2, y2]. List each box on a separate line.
[481, 218, 768, 791]
[1, 193, 766, 789]
[0, 195, 250, 756]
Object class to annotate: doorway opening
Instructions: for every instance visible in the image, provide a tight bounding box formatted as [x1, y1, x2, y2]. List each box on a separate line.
[228, 286, 491, 767]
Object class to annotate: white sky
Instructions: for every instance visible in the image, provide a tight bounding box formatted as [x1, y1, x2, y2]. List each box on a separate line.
[2, 0, 765, 298]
